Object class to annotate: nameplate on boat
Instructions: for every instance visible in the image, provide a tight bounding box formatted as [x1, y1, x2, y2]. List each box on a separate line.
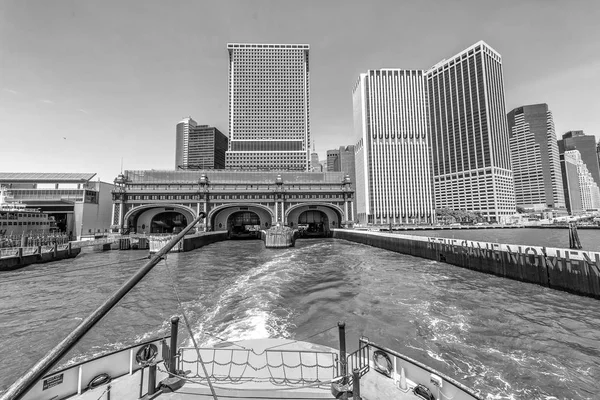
[43, 374, 63, 390]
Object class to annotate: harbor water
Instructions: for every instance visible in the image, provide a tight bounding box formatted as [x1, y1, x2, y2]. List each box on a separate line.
[1, 235, 599, 399]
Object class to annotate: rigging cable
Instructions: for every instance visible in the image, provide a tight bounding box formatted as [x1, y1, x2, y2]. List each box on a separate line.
[162, 255, 219, 400]
[262, 324, 339, 352]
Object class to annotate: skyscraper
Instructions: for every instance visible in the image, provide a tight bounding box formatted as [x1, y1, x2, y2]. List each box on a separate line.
[186, 125, 229, 169]
[326, 149, 339, 172]
[225, 43, 310, 171]
[558, 130, 600, 190]
[310, 144, 322, 172]
[561, 150, 600, 213]
[175, 117, 197, 169]
[561, 151, 583, 214]
[507, 104, 565, 210]
[597, 140, 600, 173]
[353, 69, 434, 225]
[426, 41, 515, 222]
[176, 118, 228, 170]
[326, 145, 357, 219]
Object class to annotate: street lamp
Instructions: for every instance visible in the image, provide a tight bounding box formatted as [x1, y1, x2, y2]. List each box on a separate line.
[112, 173, 128, 234]
[197, 174, 209, 231]
[274, 174, 285, 226]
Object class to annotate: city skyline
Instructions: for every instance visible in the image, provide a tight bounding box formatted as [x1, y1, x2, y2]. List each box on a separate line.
[1, 1, 599, 182]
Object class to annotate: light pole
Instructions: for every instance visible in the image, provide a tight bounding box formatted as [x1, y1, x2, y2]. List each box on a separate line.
[198, 174, 209, 231]
[112, 173, 128, 234]
[274, 174, 285, 225]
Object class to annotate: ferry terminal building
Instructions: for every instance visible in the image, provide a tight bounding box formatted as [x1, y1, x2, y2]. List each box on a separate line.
[112, 170, 354, 235]
[0, 172, 114, 239]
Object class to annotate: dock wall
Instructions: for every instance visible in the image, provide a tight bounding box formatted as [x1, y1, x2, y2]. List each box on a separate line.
[333, 229, 600, 299]
[182, 232, 229, 252]
[0, 245, 82, 271]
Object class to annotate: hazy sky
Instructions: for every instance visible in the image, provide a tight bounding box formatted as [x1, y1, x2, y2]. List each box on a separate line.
[1, 0, 599, 182]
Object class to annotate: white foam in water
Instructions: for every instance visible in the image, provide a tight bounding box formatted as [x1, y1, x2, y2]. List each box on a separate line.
[188, 250, 300, 347]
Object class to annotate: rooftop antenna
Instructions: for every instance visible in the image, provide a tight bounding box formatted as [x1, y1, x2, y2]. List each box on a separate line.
[120, 157, 124, 174]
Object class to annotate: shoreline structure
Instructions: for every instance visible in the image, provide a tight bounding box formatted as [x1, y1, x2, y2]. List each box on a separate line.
[3, 229, 599, 299]
[333, 229, 600, 299]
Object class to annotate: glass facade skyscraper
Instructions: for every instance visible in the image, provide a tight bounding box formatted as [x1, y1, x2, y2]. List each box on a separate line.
[507, 104, 565, 210]
[558, 130, 600, 190]
[426, 41, 515, 222]
[175, 117, 197, 170]
[225, 43, 310, 171]
[353, 69, 434, 225]
[176, 118, 228, 170]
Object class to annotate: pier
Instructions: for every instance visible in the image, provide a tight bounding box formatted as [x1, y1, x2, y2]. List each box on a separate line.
[0, 243, 81, 271]
[333, 229, 600, 299]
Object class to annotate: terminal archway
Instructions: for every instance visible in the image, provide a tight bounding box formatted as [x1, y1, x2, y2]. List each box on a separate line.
[297, 210, 329, 236]
[227, 211, 261, 239]
[286, 203, 344, 238]
[151, 212, 188, 234]
[209, 204, 274, 233]
[123, 204, 197, 234]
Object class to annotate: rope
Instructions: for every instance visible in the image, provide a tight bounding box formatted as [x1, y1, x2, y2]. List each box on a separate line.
[0, 256, 149, 284]
[180, 354, 336, 370]
[156, 365, 341, 391]
[162, 255, 219, 400]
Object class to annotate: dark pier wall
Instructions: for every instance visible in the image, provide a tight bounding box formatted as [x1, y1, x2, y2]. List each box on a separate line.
[0, 247, 82, 271]
[182, 232, 228, 252]
[333, 230, 600, 299]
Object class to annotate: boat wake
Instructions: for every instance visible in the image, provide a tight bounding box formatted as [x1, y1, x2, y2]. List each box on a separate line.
[189, 248, 302, 347]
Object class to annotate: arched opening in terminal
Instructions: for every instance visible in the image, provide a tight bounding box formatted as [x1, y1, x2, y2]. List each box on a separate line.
[150, 212, 188, 234]
[227, 211, 261, 239]
[298, 210, 329, 237]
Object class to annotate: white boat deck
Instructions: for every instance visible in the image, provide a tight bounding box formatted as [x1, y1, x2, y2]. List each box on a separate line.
[17, 338, 479, 400]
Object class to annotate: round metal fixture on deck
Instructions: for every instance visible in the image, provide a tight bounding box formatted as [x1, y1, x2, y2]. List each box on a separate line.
[136, 344, 158, 366]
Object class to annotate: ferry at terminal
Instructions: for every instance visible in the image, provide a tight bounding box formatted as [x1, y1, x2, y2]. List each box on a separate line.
[2, 214, 484, 400]
[0, 188, 56, 237]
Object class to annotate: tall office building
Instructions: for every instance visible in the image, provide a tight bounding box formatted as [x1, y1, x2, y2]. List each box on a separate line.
[353, 69, 434, 225]
[561, 151, 583, 214]
[507, 104, 565, 210]
[175, 117, 197, 169]
[426, 41, 515, 222]
[310, 144, 322, 172]
[176, 118, 228, 169]
[326, 145, 357, 219]
[225, 43, 310, 171]
[561, 150, 600, 213]
[326, 149, 339, 172]
[597, 140, 600, 173]
[185, 125, 228, 169]
[558, 130, 600, 190]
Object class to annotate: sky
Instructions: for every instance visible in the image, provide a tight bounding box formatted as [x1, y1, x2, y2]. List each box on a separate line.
[1, 0, 599, 182]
